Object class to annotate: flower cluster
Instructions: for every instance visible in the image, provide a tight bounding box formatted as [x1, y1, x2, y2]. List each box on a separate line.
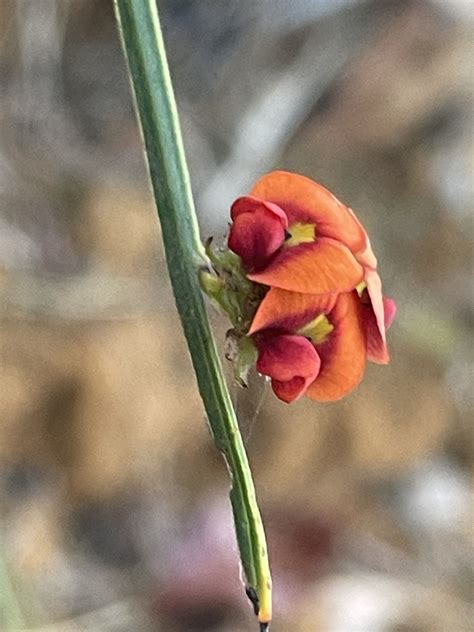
[204, 171, 396, 404]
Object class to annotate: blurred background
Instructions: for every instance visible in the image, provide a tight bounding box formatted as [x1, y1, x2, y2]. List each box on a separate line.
[0, 0, 473, 630]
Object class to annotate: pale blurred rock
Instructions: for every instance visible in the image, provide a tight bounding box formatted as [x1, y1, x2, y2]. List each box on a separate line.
[79, 183, 164, 276]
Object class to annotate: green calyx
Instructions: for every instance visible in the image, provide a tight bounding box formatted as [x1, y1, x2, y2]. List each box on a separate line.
[225, 330, 259, 387]
[201, 238, 267, 335]
[200, 239, 266, 385]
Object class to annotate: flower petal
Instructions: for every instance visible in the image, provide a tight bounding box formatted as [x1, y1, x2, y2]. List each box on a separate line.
[384, 297, 397, 329]
[271, 377, 308, 404]
[230, 195, 288, 227]
[256, 334, 321, 382]
[363, 304, 389, 364]
[364, 296, 397, 364]
[356, 238, 378, 269]
[345, 207, 378, 269]
[228, 197, 287, 270]
[251, 171, 367, 255]
[365, 269, 386, 343]
[248, 238, 364, 294]
[306, 292, 366, 402]
[249, 288, 337, 335]
[256, 333, 321, 403]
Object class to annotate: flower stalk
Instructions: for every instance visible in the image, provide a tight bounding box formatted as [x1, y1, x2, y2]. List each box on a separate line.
[113, 0, 271, 626]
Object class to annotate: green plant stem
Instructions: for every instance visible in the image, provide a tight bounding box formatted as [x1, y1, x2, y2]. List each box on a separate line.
[0, 531, 26, 630]
[114, 0, 271, 625]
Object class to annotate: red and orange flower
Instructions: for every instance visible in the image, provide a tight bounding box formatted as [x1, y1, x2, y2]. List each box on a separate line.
[225, 171, 396, 403]
[202, 170, 396, 404]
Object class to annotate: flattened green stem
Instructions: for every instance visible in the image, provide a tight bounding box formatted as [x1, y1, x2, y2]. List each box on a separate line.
[114, 0, 271, 624]
[0, 532, 26, 630]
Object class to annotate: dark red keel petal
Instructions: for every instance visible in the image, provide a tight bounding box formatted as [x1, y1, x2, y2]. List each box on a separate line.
[256, 333, 321, 403]
[230, 195, 288, 227]
[228, 197, 287, 271]
[271, 377, 307, 404]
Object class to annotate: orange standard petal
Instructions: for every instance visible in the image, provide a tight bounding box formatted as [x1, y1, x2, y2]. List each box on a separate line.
[248, 238, 364, 294]
[306, 291, 366, 402]
[249, 288, 338, 335]
[251, 170, 368, 256]
[346, 207, 378, 269]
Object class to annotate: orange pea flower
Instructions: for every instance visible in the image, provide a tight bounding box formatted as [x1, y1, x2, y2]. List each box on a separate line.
[228, 171, 396, 374]
[229, 171, 371, 293]
[250, 290, 366, 402]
